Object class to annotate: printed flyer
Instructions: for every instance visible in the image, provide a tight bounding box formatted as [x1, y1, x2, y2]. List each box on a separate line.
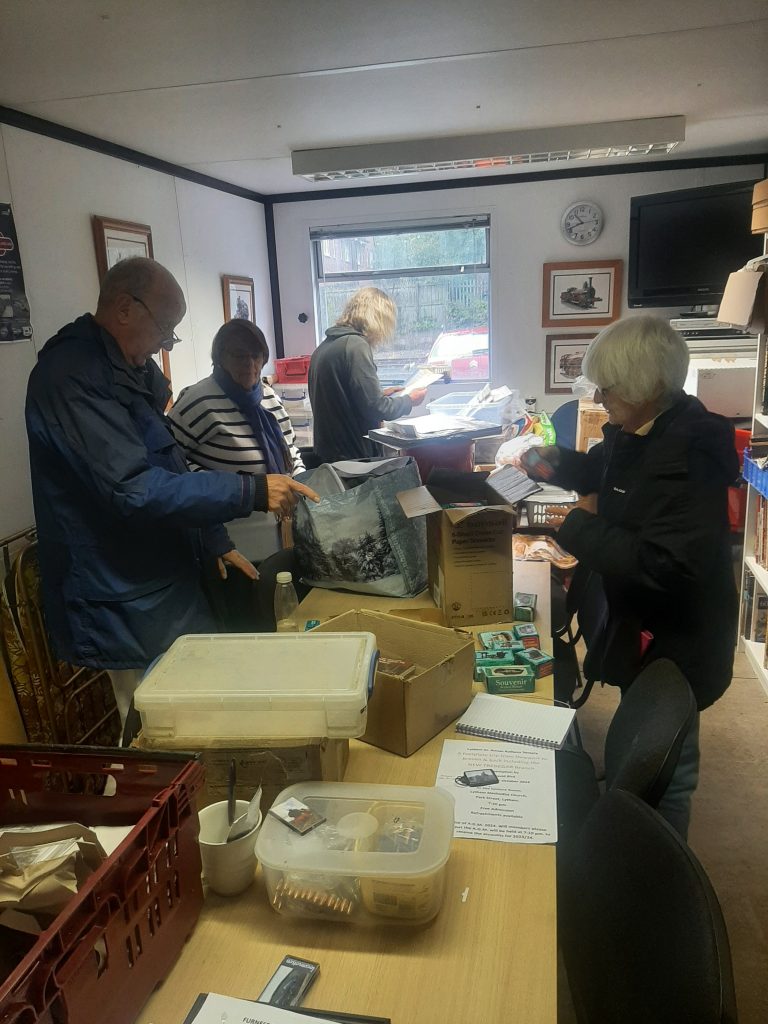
[0, 204, 32, 344]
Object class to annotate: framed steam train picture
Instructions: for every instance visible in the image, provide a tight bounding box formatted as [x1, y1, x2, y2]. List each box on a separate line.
[542, 259, 622, 328]
[545, 333, 596, 394]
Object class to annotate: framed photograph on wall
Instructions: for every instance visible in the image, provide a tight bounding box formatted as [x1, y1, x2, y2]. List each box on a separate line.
[90, 215, 170, 381]
[545, 333, 597, 394]
[222, 275, 255, 322]
[91, 216, 154, 281]
[542, 259, 622, 328]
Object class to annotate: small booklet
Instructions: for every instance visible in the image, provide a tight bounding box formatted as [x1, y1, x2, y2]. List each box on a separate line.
[455, 693, 576, 750]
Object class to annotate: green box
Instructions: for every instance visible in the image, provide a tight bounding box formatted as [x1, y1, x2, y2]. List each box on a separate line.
[485, 665, 536, 694]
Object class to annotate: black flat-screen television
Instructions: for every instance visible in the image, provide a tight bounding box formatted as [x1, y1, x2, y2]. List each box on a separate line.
[628, 180, 762, 309]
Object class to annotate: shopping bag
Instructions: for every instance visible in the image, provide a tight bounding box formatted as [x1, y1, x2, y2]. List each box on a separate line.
[293, 457, 427, 597]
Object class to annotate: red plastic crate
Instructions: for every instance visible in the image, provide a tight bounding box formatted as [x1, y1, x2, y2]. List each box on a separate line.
[0, 745, 204, 1024]
[275, 356, 311, 383]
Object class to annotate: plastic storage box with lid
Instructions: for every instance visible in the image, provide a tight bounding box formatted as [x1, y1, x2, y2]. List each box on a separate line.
[256, 781, 454, 925]
[133, 632, 377, 743]
[426, 391, 509, 426]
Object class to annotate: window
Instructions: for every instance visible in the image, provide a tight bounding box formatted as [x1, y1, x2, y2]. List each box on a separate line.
[311, 218, 490, 384]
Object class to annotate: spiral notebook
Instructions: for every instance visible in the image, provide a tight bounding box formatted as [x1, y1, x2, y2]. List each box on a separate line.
[456, 693, 576, 749]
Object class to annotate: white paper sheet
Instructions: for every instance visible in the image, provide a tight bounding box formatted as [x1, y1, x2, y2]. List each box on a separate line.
[435, 739, 557, 844]
[183, 991, 334, 1024]
[400, 366, 446, 395]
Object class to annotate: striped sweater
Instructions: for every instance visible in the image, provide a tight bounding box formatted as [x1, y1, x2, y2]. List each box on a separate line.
[167, 375, 305, 475]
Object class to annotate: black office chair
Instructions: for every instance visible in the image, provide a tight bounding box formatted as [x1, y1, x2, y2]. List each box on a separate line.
[559, 789, 738, 1024]
[556, 657, 697, 859]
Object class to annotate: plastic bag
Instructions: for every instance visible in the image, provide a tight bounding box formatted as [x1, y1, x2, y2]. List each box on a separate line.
[494, 433, 546, 471]
[293, 457, 427, 597]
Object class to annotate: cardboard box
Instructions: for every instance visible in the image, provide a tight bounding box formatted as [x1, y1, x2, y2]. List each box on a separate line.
[313, 609, 474, 757]
[134, 733, 348, 813]
[752, 178, 768, 235]
[576, 400, 608, 452]
[717, 269, 766, 335]
[427, 506, 515, 626]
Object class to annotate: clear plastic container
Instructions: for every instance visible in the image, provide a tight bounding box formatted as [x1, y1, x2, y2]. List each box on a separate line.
[133, 633, 377, 742]
[256, 782, 454, 925]
[427, 391, 507, 425]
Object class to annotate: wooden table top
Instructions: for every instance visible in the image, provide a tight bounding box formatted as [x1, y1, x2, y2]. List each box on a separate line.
[136, 560, 556, 1024]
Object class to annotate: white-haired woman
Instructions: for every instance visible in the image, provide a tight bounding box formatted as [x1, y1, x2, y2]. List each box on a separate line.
[523, 315, 739, 838]
[308, 287, 427, 462]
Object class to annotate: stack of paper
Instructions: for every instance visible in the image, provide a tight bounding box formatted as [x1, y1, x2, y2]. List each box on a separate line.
[380, 413, 478, 438]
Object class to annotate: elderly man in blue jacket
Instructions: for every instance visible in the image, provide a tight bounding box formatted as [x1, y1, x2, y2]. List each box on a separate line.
[25, 256, 318, 723]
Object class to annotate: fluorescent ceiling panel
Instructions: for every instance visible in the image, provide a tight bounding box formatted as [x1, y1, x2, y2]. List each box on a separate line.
[292, 116, 686, 181]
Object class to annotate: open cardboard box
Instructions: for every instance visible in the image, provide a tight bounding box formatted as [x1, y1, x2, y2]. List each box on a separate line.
[397, 483, 516, 627]
[312, 609, 474, 756]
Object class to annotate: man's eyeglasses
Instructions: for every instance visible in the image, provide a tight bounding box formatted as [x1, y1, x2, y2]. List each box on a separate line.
[131, 295, 181, 351]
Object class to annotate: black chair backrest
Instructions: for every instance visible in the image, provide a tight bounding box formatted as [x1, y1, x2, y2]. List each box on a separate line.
[605, 657, 697, 806]
[560, 789, 738, 1024]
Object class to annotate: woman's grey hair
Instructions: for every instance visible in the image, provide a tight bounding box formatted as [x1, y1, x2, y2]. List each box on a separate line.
[211, 319, 269, 366]
[335, 287, 397, 347]
[582, 315, 689, 405]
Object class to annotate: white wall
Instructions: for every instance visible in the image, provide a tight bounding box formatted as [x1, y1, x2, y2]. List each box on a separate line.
[273, 162, 765, 410]
[0, 126, 271, 537]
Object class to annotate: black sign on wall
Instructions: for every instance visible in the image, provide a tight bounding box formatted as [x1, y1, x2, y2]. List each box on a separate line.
[0, 204, 32, 344]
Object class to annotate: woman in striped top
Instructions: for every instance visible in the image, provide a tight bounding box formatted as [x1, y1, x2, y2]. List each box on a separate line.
[168, 319, 304, 565]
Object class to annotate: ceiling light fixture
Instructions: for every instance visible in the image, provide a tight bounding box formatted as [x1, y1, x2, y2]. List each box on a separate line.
[292, 116, 685, 182]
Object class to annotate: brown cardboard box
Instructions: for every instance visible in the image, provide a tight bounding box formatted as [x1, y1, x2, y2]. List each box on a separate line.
[313, 609, 474, 756]
[717, 268, 766, 334]
[752, 178, 768, 235]
[576, 400, 608, 452]
[133, 733, 348, 813]
[427, 506, 515, 627]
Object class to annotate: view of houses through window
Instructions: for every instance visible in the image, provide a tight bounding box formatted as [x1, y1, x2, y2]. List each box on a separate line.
[312, 219, 490, 384]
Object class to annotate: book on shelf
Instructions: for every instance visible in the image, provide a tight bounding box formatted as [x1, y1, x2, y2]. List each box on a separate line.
[753, 593, 768, 645]
[742, 568, 755, 640]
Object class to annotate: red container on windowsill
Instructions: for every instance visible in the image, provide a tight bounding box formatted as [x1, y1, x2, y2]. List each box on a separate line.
[275, 356, 312, 383]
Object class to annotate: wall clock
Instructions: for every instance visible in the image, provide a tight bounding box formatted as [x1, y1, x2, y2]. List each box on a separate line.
[561, 201, 604, 246]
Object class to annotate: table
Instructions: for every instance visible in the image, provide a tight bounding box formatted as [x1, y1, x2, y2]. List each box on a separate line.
[136, 561, 555, 1024]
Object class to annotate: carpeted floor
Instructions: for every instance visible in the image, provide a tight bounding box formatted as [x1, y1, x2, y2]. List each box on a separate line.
[560, 650, 768, 1022]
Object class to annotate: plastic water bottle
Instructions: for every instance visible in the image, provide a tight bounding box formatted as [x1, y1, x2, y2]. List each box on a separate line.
[274, 571, 299, 632]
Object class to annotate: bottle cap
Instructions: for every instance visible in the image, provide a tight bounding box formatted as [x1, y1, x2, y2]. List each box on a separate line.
[276, 571, 293, 584]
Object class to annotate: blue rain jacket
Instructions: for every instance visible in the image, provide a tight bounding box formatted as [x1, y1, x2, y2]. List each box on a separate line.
[25, 314, 267, 669]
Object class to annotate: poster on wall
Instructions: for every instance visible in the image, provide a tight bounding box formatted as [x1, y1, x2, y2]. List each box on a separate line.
[0, 204, 32, 344]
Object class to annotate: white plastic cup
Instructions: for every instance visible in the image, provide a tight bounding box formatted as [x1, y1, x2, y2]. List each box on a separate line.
[198, 799, 262, 896]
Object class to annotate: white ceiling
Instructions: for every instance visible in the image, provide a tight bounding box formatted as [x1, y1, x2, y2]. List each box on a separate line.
[1, 0, 767, 195]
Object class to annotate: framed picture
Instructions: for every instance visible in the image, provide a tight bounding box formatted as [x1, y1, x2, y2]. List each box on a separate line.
[90, 216, 170, 381]
[222, 275, 255, 322]
[91, 215, 154, 281]
[545, 333, 597, 394]
[542, 259, 622, 328]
